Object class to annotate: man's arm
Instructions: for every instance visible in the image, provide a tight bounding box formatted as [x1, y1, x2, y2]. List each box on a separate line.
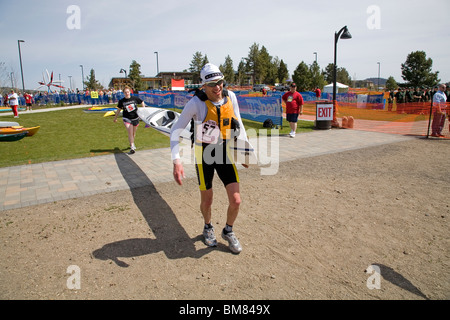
[170, 98, 199, 185]
[229, 91, 248, 142]
[170, 100, 197, 161]
[173, 159, 185, 186]
[297, 94, 304, 115]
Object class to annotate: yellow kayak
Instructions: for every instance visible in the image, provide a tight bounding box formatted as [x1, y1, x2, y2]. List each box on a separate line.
[0, 126, 40, 136]
[104, 110, 122, 117]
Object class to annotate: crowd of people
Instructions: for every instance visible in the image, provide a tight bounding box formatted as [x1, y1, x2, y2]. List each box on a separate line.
[1, 88, 127, 108]
[385, 85, 449, 137]
[386, 85, 450, 110]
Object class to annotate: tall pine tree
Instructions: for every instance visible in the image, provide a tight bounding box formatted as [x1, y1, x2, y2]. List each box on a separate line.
[129, 60, 145, 91]
[84, 69, 102, 90]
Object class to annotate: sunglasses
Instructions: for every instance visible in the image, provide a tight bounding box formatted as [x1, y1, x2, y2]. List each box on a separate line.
[205, 79, 224, 87]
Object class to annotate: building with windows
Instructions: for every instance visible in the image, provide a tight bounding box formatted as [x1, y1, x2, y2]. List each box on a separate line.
[109, 71, 195, 91]
[158, 71, 195, 89]
[108, 76, 161, 91]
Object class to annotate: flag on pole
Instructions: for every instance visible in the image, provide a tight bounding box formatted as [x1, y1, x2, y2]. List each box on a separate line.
[171, 79, 185, 91]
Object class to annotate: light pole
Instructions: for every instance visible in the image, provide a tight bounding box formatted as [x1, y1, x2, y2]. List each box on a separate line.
[313, 52, 317, 64]
[154, 51, 159, 76]
[10, 72, 15, 89]
[80, 65, 85, 90]
[68, 76, 73, 91]
[120, 68, 127, 89]
[18, 40, 25, 93]
[333, 26, 352, 127]
[377, 62, 381, 91]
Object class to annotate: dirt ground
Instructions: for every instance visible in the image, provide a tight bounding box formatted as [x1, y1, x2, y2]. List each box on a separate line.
[0, 137, 449, 301]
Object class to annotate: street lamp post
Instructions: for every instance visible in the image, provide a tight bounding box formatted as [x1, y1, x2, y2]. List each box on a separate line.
[80, 65, 85, 90]
[154, 52, 159, 76]
[10, 72, 15, 89]
[68, 76, 73, 91]
[119, 68, 127, 89]
[18, 40, 25, 93]
[377, 62, 381, 91]
[333, 26, 352, 127]
[313, 52, 317, 64]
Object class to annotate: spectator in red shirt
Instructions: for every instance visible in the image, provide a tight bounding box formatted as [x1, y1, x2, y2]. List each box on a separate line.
[315, 87, 321, 100]
[282, 83, 304, 138]
[24, 92, 33, 111]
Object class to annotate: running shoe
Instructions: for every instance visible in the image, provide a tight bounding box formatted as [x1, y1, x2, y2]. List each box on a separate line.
[221, 230, 242, 254]
[203, 226, 217, 247]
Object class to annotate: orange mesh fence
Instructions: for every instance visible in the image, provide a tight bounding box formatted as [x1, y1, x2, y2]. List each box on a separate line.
[300, 101, 449, 138]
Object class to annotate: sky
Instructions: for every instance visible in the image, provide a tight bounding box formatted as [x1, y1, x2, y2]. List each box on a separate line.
[1, 0, 449, 91]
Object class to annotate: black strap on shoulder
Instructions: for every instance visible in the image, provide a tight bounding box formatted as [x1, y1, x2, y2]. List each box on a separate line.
[190, 88, 208, 101]
[189, 118, 195, 148]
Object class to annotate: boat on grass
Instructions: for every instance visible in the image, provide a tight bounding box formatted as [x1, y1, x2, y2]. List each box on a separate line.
[0, 131, 28, 141]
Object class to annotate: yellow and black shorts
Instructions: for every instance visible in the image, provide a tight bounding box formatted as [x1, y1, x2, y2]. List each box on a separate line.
[195, 142, 239, 191]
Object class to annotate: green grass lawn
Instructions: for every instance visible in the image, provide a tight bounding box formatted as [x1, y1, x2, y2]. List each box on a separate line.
[0, 107, 314, 168]
[0, 108, 169, 168]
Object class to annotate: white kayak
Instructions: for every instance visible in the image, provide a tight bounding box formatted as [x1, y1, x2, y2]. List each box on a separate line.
[137, 107, 257, 166]
[137, 107, 191, 140]
[0, 121, 20, 128]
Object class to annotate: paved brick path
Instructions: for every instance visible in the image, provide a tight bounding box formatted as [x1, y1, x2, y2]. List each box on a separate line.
[0, 128, 414, 211]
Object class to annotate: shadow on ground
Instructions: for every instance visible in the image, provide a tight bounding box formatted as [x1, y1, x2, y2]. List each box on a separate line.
[92, 148, 225, 267]
[371, 263, 429, 299]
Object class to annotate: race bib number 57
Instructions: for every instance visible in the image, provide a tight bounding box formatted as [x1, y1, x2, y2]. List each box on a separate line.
[197, 120, 220, 144]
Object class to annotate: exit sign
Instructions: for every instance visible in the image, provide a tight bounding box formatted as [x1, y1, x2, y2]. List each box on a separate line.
[316, 103, 333, 121]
